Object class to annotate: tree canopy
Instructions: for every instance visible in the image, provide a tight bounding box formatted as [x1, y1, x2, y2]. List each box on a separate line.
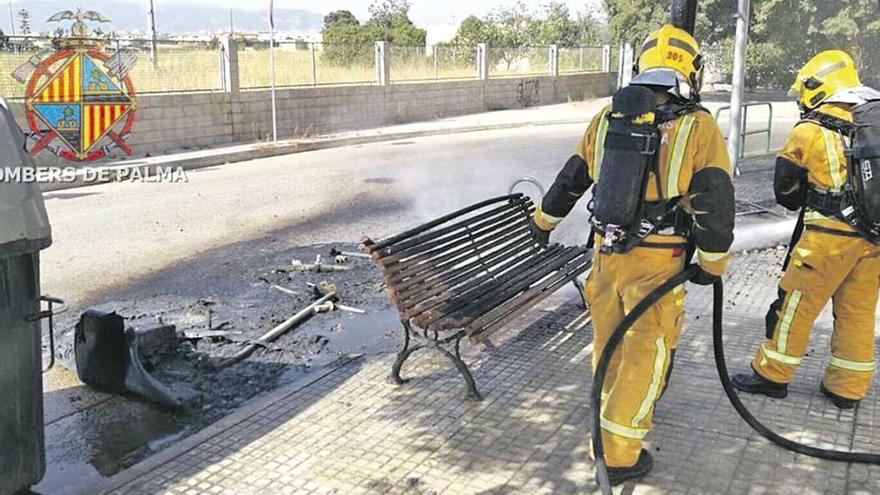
[318, 0, 879, 87]
[322, 0, 426, 66]
[323, 10, 358, 30]
[443, 1, 605, 68]
[602, 0, 879, 87]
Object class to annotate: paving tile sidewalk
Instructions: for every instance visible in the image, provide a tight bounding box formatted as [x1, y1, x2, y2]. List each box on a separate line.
[93, 249, 880, 495]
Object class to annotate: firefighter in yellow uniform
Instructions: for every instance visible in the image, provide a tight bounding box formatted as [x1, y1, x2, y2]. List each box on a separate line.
[529, 25, 734, 484]
[733, 51, 880, 409]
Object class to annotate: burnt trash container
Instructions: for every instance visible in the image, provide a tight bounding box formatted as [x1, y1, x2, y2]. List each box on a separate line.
[0, 97, 56, 495]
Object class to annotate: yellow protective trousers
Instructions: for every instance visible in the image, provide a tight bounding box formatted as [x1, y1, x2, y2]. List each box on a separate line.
[586, 240, 687, 467]
[753, 228, 880, 400]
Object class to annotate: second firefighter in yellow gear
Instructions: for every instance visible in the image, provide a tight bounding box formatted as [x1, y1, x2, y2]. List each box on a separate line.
[530, 23, 735, 484]
[733, 50, 880, 408]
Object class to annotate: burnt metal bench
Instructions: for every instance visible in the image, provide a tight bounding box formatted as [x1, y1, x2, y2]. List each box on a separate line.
[362, 193, 592, 400]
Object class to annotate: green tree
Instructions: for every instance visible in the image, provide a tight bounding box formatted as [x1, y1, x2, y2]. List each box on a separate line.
[368, 0, 413, 29]
[444, 2, 607, 70]
[532, 2, 580, 47]
[602, 0, 735, 46]
[443, 16, 500, 65]
[575, 11, 606, 46]
[322, 23, 373, 65]
[747, 0, 880, 87]
[365, 0, 426, 45]
[488, 1, 537, 69]
[323, 10, 358, 29]
[813, 1, 880, 84]
[602, 0, 668, 46]
[448, 16, 500, 47]
[322, 0, 426, 66]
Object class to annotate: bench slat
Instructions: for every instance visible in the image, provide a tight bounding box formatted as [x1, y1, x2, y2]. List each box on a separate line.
[384, 223, 530, 284]
[417, 245, 583, 330]
[423, 249, 584, 331]
[394, 236, 535, 304]
[467, 252, 591, 340]
[369, 198, 531, 259]
[402, 242, 541, 319]
[367, 194, 525, 252]
[378, 206, 529, 269]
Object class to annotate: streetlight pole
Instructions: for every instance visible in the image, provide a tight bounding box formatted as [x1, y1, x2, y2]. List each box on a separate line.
[269, 0, 277, 144]
[728, 0, 751, 176]
[148, 0, 158, 67]
[8, 2, 14, 36]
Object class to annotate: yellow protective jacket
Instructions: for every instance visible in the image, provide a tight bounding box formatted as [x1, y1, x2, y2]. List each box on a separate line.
[534, 102, 735, 275]
[774, 103, 857, 233]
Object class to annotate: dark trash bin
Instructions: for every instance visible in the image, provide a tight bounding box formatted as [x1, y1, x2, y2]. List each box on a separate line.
[0, 97, 54, 495]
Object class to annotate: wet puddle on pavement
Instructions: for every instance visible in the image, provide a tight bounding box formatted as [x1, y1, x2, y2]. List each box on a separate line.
[37, 366, 181, 494]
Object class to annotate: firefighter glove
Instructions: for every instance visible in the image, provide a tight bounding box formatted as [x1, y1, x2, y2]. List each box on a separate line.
[529, 216, 551, 247]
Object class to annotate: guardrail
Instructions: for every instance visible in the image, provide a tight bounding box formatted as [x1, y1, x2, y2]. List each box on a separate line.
[715, 102, 774, 173]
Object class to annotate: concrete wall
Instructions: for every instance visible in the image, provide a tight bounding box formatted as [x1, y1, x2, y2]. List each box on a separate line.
[11, 71, 615, 166]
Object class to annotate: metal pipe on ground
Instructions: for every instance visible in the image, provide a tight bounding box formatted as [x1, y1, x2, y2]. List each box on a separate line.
[216, 287, 337, 369]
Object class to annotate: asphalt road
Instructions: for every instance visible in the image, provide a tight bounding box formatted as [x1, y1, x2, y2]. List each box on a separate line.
[41, 97, 800, 310]
[41, 122, 603, 309]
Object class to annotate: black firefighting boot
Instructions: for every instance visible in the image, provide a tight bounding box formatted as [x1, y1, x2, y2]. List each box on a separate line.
[607, 449, 653, 486]
[731, 370, 788, 399]
[820, 383, 858, 410]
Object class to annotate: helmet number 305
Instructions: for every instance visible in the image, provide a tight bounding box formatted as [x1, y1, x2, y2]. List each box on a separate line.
[666, 51, 684, 63]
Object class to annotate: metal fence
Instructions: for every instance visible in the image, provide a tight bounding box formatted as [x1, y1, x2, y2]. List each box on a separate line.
[559, 46, 606, 74]
[390, 45, 478, 83]
[239, 41, 376, 89]
[0, 36, 223, 98]
[0, 36, 613, 100]
[489, 45, 552, 78]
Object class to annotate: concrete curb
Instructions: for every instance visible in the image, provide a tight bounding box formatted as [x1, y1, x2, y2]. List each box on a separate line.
[41, 118, 587, 193]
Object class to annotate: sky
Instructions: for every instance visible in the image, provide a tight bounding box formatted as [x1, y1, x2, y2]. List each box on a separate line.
[163, 0, 599, 24]
[159, 0, 604, 42]
[169, 0, 605, 28]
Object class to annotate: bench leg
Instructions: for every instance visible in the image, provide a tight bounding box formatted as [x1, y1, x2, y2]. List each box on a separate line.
[430, 335, 483, 402]
[389, 322, 483, 401]
[390, 321, 419, 385]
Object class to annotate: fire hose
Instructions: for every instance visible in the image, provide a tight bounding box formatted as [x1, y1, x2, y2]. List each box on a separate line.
[591, 264, 880, 495]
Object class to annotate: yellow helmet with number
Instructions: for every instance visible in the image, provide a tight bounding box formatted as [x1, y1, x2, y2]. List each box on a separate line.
[632, 24, 703, 95]
[790, 50, 861, 110]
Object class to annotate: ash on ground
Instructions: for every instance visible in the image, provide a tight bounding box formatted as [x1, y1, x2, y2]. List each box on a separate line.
[45, 242, 400, 474]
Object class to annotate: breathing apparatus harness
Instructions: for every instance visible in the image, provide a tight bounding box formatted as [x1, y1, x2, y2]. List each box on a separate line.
[800, 103, 880, 244]
[588, 94, 707, 255]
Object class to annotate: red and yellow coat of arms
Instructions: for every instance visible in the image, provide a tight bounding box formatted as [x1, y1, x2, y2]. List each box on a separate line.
[21, 12, 137, 162]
